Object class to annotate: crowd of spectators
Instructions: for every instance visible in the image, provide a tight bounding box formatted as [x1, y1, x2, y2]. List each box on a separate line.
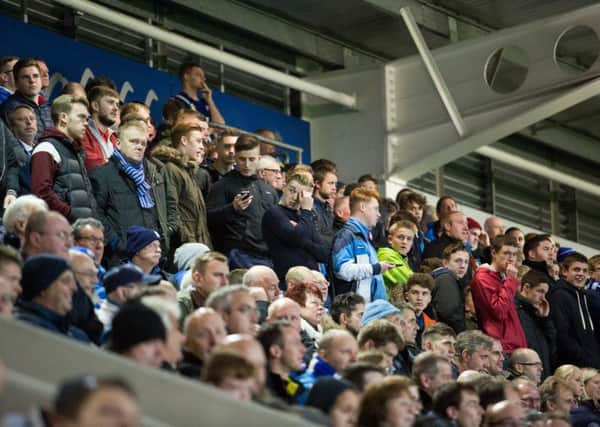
[0, 54, 599, 427]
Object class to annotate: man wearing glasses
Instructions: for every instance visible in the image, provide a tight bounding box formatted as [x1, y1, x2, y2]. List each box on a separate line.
[0, 56, 18, 106]
[257, 155, 284, 193]
[206, 285, 259, 336]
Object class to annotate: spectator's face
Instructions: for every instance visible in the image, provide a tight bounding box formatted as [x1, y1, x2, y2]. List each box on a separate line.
[185, 312, 226, 361]
[0, 59, 17, 90]
[134, 240, 161, 267]
[404, 285, 431, 315]
[0, 277, 16, 317]
[64, 103, 90, 141]
[520, 282, 548, 307]
[217, 136, 237, 165]
[427, 335, 456, 361]
[76, 386, 140, 427]
[551, 386, 577, 413]
[280, 326, 306, 372]
[568, 369, 585, 399]
[398, 310, 418, 345]
[388, 227, 414, 256]
[591, 262, 600, 282]
[423, 361, 453, 394]
[361, 198, 381, 228]
[330, 389, 360, 427]
[126, 339, 164, 368]
[194, 260, 229, 294]
[518, 383, 541, 410]
[376, 342, 399, 371]
[281, 180, 311, 210]
[528, 240, 554, 266]
[562, 261, 589, 289]
[334, 196, 350, 222]
[488, 340, 504, 376]
[462, 348, 490, 373]
[360, 180, 378, 192]
[311, 271, 329, 301]
[443, 250, 470, 278]
[71, 255, 99, 296]
[383, 391, 418, 427]
[118, 127, 147, 163]
[225, 292, 258, 335]
[217, 377, 256, 401]
[163, 314, 184, 365]
[344, 303, 364, 336]
[269, 301, 302, 333]
[36, 60, 49, 89]
[485, 218, 504, 239]
[585, 374, 600, 401]
[10, 107, 37, 144]
[260, 164, 283, 190]
[316, 172, 338, 200]
[453, 391, 483, 427]
[507, 229, 525, 250]
[40, 270, 77, 315]
[468, 227, 481, 250]
[16, 65, 41, 98]
[39, 215, 73, 258]
[439, 198, 457, 217]
[492, 245, 519, 274]
[181, 130, 206, 163]
[321, 334, 358, 372]
[94, 95, 120, 127]
[235, 147, 260, 177]
[300, 292, 324, 327]
[74, 225, 105, 265]
[256, 271, 280, 302]
[0, 260, 22, 297]
[405, 201, 423, 223]
[186, 66, 206, 90]
[446, 213, 468, 242]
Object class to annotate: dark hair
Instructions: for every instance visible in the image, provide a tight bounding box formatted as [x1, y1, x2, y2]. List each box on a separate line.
[310, 159, 337, 175]
[420, 257, 444, 274]
[561, 252, 588, 268]
[342, 362, 386, 391]
[436, 196, 455, 216]
[442, 242, 468, 261]
[505, 227, 522, 236]
[0, 56, 18, 69]
[234, 134, 259, 152]
[12, 58, 40, 80]
[330, 293, 365, 324]
[257, 320, 291, 359]
[412, 352, 450, 386]
[357, 319, 403, 350]
[84, 76, 117, 97]
[490, 234, 519, 253]
[398, 191, 427, 210]
[343, 183, 360, 197]
[358, 174, 378, 185]
[87, 85, 120, 105]
[433, 382, 477, 419]
[520, 270, 550, 290]
[523, 234, 552, 260]
[178, 61, 202, 81]
[406, 273, 435, 292]
[162, 98, 185, 123]
[478, 380, 508, 408]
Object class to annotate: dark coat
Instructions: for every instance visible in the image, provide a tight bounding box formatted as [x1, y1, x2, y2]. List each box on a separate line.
[152, 146, 211, 247]
[89, 155, 178, 266]
[14, 299, 90, 343]
[0, 120, 19, 198]
[0, 92, 52, 142]
[548, 279, 600, 368]
[206, 170, 278, 256]
[262, 204, 329, 283]
[572, 400, 600, 427]
[514, 294, 556, 379]
[431, 267, 466, 334]
[176, 350, 203, 379]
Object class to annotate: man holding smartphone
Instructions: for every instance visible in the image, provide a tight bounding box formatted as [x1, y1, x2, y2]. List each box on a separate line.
[206, 135, 278, 269]
[173, 62, 225, 125]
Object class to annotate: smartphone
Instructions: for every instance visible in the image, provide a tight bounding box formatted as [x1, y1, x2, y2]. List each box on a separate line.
[239, 190, 251, 199]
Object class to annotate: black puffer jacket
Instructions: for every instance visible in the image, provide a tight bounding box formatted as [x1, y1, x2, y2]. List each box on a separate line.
[548, 279, 600, 369]
[206, 170, 278, 256]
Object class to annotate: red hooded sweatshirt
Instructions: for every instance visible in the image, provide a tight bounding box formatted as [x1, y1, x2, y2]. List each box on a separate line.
[470, 265, 527, 353]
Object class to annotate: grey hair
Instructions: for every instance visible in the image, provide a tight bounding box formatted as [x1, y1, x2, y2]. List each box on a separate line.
[2, 195, 48, 233]
[455, 330, 493, 359]
[140, 295, 181, 328]
[72, 217, 104, 240]
[242, 265, 275, 287]
[206, 285, 249, 313]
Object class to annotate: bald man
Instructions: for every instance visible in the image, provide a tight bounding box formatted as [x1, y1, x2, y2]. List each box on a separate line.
[177, 308, 227, 378]
[243, 265, 280, 303]
[219, 334, 267, 393]
[267, 297, 302, 333]
[69, 249, 98, 300]
[508, 348, 543, 384]
[483, 400, 525, 427]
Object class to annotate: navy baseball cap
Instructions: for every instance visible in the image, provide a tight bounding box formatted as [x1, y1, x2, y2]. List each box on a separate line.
[102, 264, 161, 294]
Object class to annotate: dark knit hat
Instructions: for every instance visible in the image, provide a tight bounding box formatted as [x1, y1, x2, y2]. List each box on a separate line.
[467, 217, 482, 230]
[557, 246, 576, 264]
[109, 301, 166, 353]
[102, 264, 161, 294]
[21, 254, 72, 301]
[125, 226, 160, 258]
[306, 377, 357, 414]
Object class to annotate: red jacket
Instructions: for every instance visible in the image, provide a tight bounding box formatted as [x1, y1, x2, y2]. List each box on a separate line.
[80, 123, 118, 170]
[470, 265, 527, 353]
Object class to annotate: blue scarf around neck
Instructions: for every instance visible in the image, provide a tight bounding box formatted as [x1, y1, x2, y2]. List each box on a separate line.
[113, 150, 155, 208]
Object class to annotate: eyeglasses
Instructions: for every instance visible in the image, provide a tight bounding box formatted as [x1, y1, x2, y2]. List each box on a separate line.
[78, 236, 104, 245]
[263, 168, 282, 175]
[517, 362, 542, 366]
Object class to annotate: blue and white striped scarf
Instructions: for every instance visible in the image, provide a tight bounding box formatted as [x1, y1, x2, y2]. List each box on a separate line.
[113, 150, 155, 209]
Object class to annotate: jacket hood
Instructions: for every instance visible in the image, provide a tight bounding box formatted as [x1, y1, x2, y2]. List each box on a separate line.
[551, 279, 595, 332]
[152, 145, 196, 170]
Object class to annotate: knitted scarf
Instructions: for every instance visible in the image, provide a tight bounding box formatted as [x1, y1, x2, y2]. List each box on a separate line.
[113, 150, 155, 208]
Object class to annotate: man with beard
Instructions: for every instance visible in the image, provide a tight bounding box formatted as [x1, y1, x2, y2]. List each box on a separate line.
[80, 86, 120, 170]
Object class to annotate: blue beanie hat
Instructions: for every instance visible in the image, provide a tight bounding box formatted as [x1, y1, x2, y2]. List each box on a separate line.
[125, 226, 160, 258]
[557, 247, 576, 264]
[361, 300, 401, 327]
[21, 254, 72, 301]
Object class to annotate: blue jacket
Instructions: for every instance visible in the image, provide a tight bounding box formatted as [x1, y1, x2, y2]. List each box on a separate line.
[294, 354, 337, 405]
[331, 217, 387, 302]
[14, 300, 91, 343]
